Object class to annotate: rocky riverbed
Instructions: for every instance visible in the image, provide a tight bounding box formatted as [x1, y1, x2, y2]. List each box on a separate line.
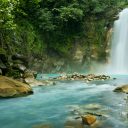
[53, 73, 111, 82]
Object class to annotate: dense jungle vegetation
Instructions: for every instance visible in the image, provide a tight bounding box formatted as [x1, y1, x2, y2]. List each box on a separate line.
[0, 0, 128, 74]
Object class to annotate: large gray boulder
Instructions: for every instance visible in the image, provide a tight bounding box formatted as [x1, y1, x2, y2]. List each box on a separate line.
[0, 76, 33, 98]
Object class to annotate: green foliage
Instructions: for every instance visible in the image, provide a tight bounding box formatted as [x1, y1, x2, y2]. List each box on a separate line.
[0, 48, 6, 55]
[0, 0, 17, 30]
[0, 0, 128, 65]
[37, 9, 55, 31]
[13, 20, 45, 56]
[7, 69, 21, 78]
[58, 6, 83, 22]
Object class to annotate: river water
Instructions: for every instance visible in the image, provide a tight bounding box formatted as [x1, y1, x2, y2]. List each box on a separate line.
[0, 75, 128, 128]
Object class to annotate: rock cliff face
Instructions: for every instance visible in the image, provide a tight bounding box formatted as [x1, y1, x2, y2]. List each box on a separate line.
[0, 76, 33, 98]
[0, 27, 113, 74]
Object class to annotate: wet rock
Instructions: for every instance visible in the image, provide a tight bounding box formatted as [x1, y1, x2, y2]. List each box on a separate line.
[81, 114, 96, 125]
[23, 70, 55, 87]
[0, 76, 33, 98]
[67, 103, 109, 119]
[113, 85, 128, 93]
[41, 80, 56, 86]
[24, 78, 56, 87]
[67, 103, 111, 128]
[24, 78, 44, 87]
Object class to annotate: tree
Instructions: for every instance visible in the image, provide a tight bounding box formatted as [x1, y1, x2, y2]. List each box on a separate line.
[0, 0, 18, 52]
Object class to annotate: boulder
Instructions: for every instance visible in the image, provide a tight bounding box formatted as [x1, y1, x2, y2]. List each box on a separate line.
[113, 85, 128, 93]
[0, 76, 33, 98]
[81, 115, 96, 125]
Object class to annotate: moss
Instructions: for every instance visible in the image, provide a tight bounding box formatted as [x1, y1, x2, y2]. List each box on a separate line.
[6, 69, 21, 79]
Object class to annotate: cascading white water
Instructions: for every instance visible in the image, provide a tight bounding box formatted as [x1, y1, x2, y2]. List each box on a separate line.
[110, 8, 128, 74]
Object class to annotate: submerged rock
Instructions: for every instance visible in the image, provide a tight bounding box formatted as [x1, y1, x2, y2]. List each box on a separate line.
[113, 85, 128, 93]
[81, 115, 96, 125]
[0, 76, 33, 98]
[82, 104, 102, 110]
[65, 115, 97, 128]
[32, 124, 52, 128]
[24, 77, 44, 87]
[65, 120, 84, 128]
[24, 77, 56, 87]
[23, 70, 56, 87]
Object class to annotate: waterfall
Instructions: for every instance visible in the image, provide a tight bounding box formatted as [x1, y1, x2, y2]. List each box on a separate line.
[109, 8, 128, 74]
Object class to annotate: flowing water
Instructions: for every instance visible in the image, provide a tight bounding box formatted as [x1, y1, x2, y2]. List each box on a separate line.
[0, 75, 128, 128]
[110, 8, 128, 74]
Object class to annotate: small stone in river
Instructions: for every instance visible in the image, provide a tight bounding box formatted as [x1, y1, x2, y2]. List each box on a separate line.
[81, 115, 96, 125]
